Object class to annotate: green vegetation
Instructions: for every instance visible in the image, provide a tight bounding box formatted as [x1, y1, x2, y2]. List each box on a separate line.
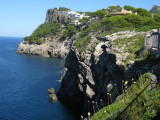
[91, 73, 160, 120]
[95, 10, 111, 19]
[106, 5, 122, 13]
[61, 24, 80, 39]
[85, 10, 111, 19]
[79, 17, 90, 24]
[74, 35, 91, 52]
[58, 7, 70, 11]
[24, 5, 160, 47]
[24, 22, 61, 44]
[124, 6, 152, 17]
[123, 5, 136, 12]
[136, 8, 152, 17]
[74, 5, 160, 52]
[114, 35, 145, 67]
[154, 13, 160, 23]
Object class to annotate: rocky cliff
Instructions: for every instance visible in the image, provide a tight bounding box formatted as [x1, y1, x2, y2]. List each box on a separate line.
[45, 8, 71, 24]
[57, 31, 148, 117]
[57, 44, 124, 116]
[17, 8, 76, 58]
[16, 35, 77, 58]
[150, 5, 160, 14]
[16, 5, 160, 119]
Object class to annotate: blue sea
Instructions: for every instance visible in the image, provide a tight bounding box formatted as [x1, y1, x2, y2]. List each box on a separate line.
[0, 37, 75, 120]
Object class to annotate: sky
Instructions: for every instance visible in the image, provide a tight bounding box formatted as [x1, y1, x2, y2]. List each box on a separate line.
[0, 0, 160, 37]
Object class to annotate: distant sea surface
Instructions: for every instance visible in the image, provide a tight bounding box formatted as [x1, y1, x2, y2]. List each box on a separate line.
[0, 37, 75, 120]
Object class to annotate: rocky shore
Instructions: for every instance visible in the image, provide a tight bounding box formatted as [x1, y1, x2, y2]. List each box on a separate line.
[16, 36, 73, 58]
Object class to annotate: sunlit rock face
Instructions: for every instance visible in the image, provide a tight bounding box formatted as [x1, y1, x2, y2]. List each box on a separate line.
[57, 42, 125, 116]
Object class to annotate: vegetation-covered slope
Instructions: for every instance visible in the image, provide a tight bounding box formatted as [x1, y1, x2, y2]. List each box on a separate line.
[24, 5, 160, 46]
[21, 5, 160, 119]
[24, 22, 61, 44]
[91, 73, 160, 120]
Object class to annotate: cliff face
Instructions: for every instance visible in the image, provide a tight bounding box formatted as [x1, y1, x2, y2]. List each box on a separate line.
[57, 40, 125, 116]
[57, 31, 149, 117]
[16, 35, 77, 58]
[45, 9, 71, 24]
[17, 8, 77, 57]
[150, 5, 160, 14]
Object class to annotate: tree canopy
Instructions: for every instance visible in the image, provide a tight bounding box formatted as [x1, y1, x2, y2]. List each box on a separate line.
[24, 22, 61, 44]
[59, 7, 70, 11]
[124, 5, 136, 12]
[136, 8, 152, 17]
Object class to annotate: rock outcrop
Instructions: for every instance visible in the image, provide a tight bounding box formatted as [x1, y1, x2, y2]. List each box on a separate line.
[150, 5, 160, 14]
[57, 31, 151, 117]
[57, 41, 125, 116]
[48, 88, 57, 102]
[45, 9, 71, 24]
[16, 36, 75, 58]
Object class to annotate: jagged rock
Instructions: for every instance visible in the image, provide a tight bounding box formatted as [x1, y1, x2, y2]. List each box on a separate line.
[45, 9, 71, 24]
[150, 73, 158, 89]
[105, 31, 146, 41]
[49, 94, 57, 102]
[48, 88, 57, 102]
[16, 37, 71, 58]
[48, 88, 55, 94]
[86, 85, 95, 98]
[150, 63, 160, 89]
[57, 43, 125, 116]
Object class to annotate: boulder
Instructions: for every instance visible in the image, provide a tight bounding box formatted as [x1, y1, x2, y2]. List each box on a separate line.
[49, 94, 57, 102]
[48, 88, 57, 102]
[48, 88, 55, 94]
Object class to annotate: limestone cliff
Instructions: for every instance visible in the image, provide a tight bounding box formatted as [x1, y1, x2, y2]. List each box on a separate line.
[16, 35, 77, 58]
[150, 5, 160, 14]
[45, 8, 71, 24]
[57, 39, 125, 116]
[17, 8, 75, 58]
[57, 31, 149, 117]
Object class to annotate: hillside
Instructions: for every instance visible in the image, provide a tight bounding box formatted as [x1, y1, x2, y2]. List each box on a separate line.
[91, 72, 160, 120]
[16, 5, 160, 119]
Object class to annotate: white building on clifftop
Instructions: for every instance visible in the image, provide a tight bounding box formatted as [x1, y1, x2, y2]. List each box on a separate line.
[64, 10, 90, 25]
[66, 11, 90, 20]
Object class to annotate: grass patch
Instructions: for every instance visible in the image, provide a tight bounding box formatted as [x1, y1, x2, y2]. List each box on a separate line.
[112, 35, 145, 67]
[74, 35, 91, 52]
[91, 73, 160, 120]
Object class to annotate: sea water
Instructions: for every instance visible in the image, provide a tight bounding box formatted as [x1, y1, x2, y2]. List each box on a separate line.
[0, 37, 75, 120]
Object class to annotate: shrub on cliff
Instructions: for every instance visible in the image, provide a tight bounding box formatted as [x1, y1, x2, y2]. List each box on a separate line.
[124, 14, 144, 28]
[153, 13, 160, 23]
[59, 7, 70, 11]
[106, 5, 122, 13]
[24, 22, 61, 44]
[61, 24, 80, 39]
[79, 17, 89, 24]
[95, 10, 110, 19]
[136, 8, 152, 17]
[74, 35, 91, 52]
[123, 5, 136, 13]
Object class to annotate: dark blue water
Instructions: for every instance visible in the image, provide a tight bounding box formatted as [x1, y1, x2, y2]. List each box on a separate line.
[0, 37, 75, 120]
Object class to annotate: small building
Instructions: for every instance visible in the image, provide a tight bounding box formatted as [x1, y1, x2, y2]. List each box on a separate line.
[110, 8, 133, 16]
